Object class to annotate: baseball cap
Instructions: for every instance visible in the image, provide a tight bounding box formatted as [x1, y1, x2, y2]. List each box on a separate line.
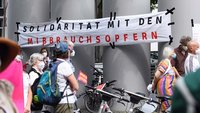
[0, 38, 20, 72]
[55, 42, 69, 53]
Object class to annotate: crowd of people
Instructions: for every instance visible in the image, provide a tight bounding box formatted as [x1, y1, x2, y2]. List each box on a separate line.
[151, 36, 200, 113]
[26, 41, 79, 113]
[0, 38, 79, 113]
[1, 35, 200, 113]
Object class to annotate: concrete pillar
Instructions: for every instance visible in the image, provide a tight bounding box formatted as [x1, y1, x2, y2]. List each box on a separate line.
[7, 0, 50, 64]
[51, 0, 95, 107]
[103, 0, 150, 111]
[158, 0, 200, 52]
[7, 0, 50, 41]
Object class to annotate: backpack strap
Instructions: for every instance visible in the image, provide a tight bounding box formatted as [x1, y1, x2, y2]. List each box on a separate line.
[159, 59, 171, 79]
[176, 78, 197, 113]
[28, 68, 41, 76]
[52, 59, 70, 97]
[61, 86, 74, 98]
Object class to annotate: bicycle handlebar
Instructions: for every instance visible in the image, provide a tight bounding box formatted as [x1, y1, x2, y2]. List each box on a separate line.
[113, 87, 149, 100]
[112, 87, 160, 105]
[106, 80, 117, 87]
[112, 87, 125, 93]
[156, 95, 171, 100]
[85, 85, 130, 103]
[90, 65, 103, 75]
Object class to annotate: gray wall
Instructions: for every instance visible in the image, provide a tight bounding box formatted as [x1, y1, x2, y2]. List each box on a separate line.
[51, 0, 96, 108]
[158, 0, 200, 55]
[102, 0, 150, 111]
[7, 0, 50, 64]
[7, 0, 96, 109]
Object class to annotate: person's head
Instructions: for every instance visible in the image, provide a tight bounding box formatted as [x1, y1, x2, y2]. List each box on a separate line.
[179, 36, 192, 51]
[162, 46, 176, 59]
[0, 80, 13, 97]
[0, 38, 20, 72]
[40, 47, 49, 58]
[187, 40, 199, 54]
[66, 40, 75, 57]
[29, 53, 45, 71]
[54, 42, 69, 59]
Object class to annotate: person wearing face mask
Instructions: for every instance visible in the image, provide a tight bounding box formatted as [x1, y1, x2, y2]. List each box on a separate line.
[54, 42, 79, 113]
[151, 46, 179, 112]
[66, 40, 75, 72]
[40, 47, 51, 71]
[28, 53, 45, 113]
[171, 36, 191, 76]
[171, 41, 200, 113]
[184, 40, 200, 75]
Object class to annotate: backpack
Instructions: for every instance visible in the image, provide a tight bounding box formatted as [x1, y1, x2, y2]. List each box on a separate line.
[28, 68, 43, 110]
[36, 59, 66, 106]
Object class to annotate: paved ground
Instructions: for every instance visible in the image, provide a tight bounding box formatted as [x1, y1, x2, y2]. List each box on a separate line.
[79, 109, 126, 113]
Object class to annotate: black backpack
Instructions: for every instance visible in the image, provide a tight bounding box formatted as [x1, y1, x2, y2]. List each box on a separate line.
[28, 68, 43, 111]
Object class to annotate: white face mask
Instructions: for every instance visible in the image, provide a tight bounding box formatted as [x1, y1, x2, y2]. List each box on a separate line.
[42, 52, 48, 57]
[38, 62, 45, 70]
[70, 50, 75, 57]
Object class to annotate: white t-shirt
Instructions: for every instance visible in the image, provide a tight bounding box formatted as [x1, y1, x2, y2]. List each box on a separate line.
[56, 58, 76, 104]
[23, 71, 31, 107]
[67, 59, 75, 72]
[29, 68, 41, 86]
[184, 53, 200, 75]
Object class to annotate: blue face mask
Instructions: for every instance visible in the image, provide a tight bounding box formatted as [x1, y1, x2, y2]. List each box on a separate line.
[171, 53, 177, 59]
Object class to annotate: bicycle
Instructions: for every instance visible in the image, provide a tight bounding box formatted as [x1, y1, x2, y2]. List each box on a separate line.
[112, 87, 170, 113]
[84, 80, 117, 113]
[74, 65, 103, 113]
[90, 65, 103, 87]
[85, 84, 130, 113]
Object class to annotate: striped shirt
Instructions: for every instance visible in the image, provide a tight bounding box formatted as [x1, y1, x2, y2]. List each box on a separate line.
[156, 59, 176, 111]
[184, 53, 200, 75]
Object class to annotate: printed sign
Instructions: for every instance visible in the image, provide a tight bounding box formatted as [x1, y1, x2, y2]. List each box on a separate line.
[17, 11, 171, 47]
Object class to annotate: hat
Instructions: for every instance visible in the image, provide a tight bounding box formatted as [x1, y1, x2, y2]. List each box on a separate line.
[55, 42, 69, 53]
[0, 38, 20, 72]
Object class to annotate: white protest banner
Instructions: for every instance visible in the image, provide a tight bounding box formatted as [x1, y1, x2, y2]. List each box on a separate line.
[192, 23, 200, 43]
[17, 11, 171, 47]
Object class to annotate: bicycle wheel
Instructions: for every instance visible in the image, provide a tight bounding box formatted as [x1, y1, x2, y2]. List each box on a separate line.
[84, 93, 102, 113]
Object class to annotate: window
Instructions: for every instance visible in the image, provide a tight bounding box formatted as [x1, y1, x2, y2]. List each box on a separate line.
[0, 18, 3, 27]
[0, 0, 4, 16]
[0, 8, 3, 16]
[0, 0, 3, 8]
[0, 28, 3, 36]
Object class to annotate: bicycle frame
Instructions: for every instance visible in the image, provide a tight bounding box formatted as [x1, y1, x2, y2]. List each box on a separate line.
[98, 100, 112, 113]
[85, 84, 129, 113]
[112, 87, 161, 113]
[90, 65, 103, 87]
